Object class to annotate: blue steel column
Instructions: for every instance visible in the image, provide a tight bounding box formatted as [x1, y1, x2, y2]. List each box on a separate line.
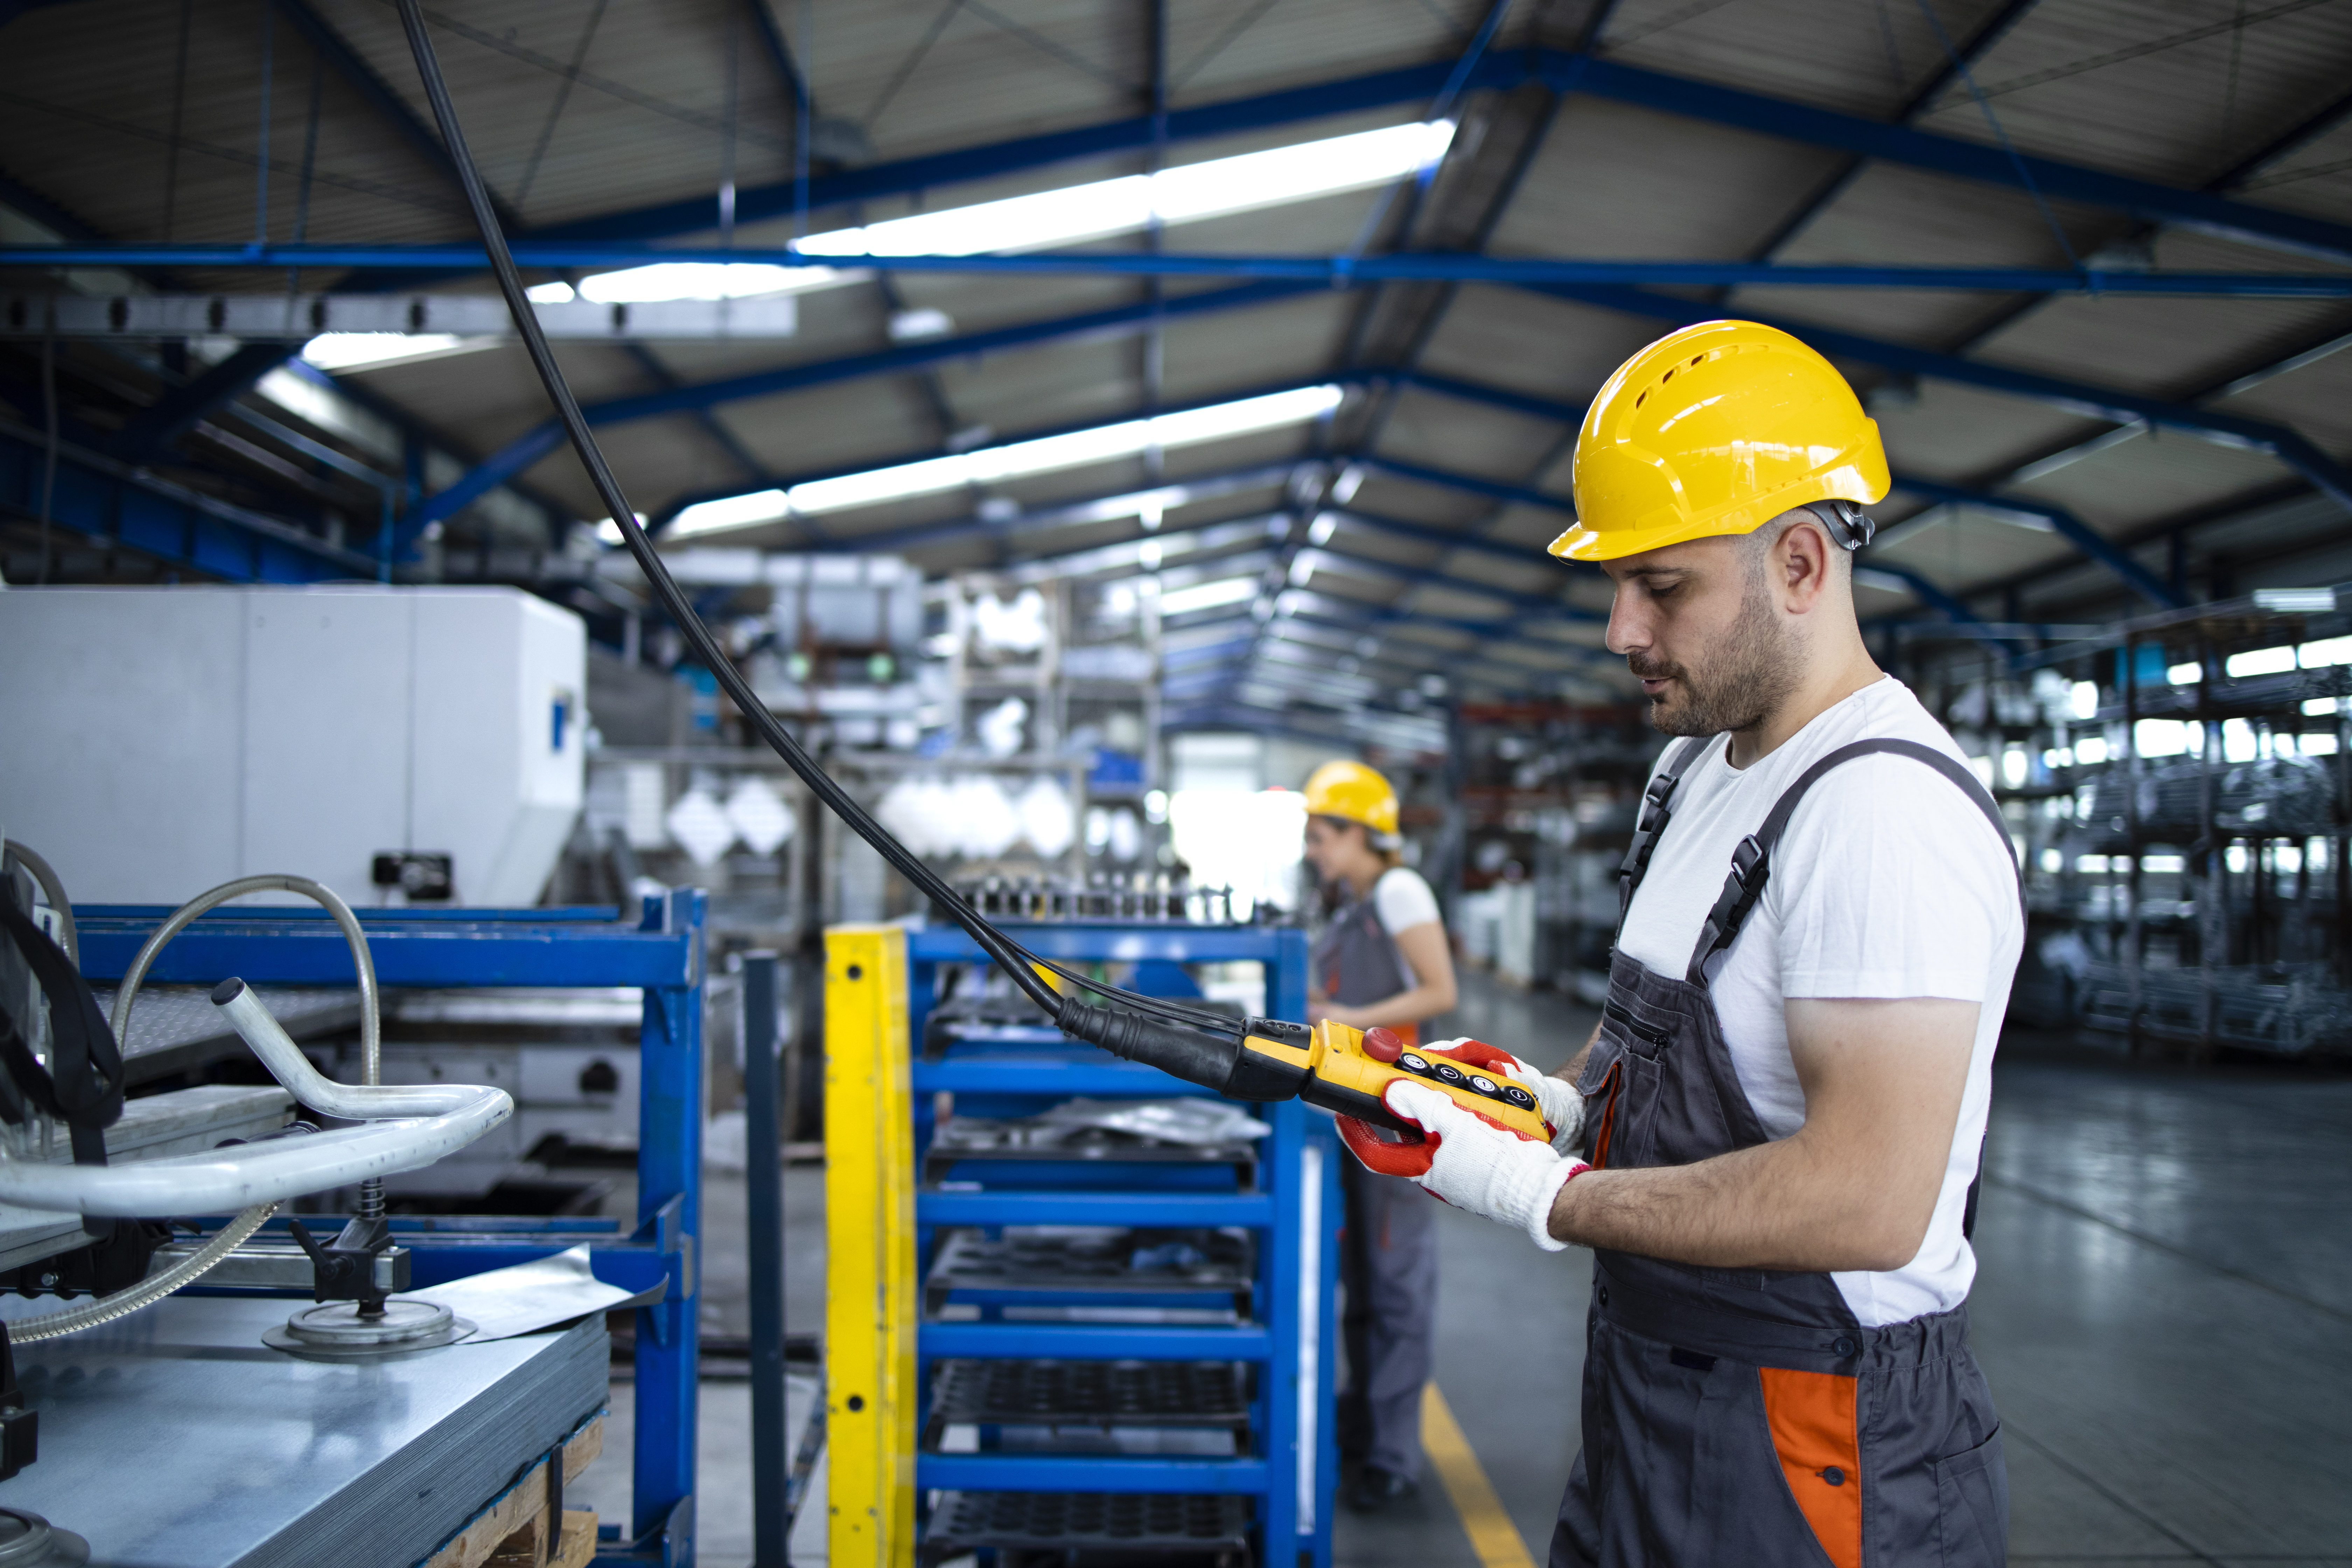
[634, 888, 707, 1553]
[1261, 926, 1329, 1566]
[742, 951, 788, 1568]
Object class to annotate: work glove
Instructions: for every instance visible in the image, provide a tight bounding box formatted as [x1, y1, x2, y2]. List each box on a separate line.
[1374, 1078, 1588, 1252]
[1421, 1037, 1586, 1155]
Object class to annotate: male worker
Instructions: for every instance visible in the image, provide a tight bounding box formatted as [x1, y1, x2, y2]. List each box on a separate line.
[1360, 320, 2022, 1567]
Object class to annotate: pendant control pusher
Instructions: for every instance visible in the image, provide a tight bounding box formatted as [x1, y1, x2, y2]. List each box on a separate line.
[1058, 1005, 1552, 1142]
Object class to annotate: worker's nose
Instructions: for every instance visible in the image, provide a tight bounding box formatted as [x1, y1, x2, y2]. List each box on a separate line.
[1604, 586, 1645, 658]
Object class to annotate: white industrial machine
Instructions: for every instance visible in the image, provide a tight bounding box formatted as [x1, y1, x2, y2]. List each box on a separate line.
[0, 585, 586, 909]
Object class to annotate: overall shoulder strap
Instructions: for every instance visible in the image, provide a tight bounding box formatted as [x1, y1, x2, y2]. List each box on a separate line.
[1615, 736, 1712, 938]
[1684, 738, 2022, 985]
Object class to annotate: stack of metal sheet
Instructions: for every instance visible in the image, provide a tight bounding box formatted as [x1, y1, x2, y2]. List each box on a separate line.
[0, 1295, 608, 1568]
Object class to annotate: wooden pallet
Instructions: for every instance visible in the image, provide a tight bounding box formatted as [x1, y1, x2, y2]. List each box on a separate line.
[421, 1412, 604, 1568]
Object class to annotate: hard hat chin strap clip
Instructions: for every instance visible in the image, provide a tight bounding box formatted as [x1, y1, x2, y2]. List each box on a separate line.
[1806, 500, 1876, 552]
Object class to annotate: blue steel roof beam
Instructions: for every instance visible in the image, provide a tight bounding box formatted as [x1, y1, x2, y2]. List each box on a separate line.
[401, 279, 1323, 545]
[1288, 538, 1602, 624]
[617, 344, 772, 492]
[1512, 283, 2352, 511]
[469, 49, 2352, 266]
[0, 420, 377, 581]
[25, 245, 2352, 293]
[1559, 54, 2352, 266]
[1886, 476, 2182, 609]
[272, 358, 577, 548]
[108, 341, 305, 462]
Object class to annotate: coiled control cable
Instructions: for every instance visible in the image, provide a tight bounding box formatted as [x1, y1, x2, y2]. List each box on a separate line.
[394, 0, 1269, 1087]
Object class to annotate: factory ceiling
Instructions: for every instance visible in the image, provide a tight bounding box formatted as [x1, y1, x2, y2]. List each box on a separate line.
[3, 0, 2350, 721]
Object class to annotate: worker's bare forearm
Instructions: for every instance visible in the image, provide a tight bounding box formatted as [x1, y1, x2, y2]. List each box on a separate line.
[1547, 1132, 1918, 1271]
[1339, 982, 1458, 1031]
[1544, 997, 1973, 1271]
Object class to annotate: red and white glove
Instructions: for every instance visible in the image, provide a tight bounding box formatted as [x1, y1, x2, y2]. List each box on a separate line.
[1421, 1037, 1587, 1155]
[1374, 1078, 1587, 1252]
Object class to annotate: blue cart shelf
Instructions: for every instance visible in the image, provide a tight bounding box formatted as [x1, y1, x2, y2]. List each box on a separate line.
[74, 894, 707, 1568]
[903, 922, 1342, 1568]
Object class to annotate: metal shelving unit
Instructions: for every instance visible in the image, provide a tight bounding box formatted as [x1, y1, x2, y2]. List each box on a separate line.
[1911, 588, 2352, 1057]
[823, 918, 1339, 1567]
[74, 893, 707, 1568]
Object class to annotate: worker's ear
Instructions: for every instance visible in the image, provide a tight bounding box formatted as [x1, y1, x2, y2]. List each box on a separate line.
[1775, 514, 1837, 616]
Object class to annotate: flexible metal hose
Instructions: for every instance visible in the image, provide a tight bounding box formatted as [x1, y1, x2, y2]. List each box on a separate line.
[109, 872, 385, 1220]
[8, 1201, 278, 1343]
[108, 873, 379, 1090]
[2, 839, 76, 964]
[4, 875, 386, 1337]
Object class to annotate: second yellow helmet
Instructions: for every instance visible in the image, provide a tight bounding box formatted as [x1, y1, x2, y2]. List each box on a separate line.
[1549, 320, 1889, 564]
[1303, 760, 1400, 842]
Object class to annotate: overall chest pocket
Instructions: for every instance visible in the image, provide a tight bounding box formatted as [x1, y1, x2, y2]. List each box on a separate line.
[1582, 1003, 1680, 1170]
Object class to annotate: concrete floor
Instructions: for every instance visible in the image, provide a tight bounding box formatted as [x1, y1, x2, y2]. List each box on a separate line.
[602, 972, 2352, 1567]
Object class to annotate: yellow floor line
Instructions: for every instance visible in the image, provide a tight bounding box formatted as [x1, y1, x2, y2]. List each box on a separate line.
[1421, 1381, 1539, 1568]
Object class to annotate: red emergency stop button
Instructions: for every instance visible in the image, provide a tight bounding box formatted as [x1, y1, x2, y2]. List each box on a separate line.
[1361, 1027, 1406, 1062]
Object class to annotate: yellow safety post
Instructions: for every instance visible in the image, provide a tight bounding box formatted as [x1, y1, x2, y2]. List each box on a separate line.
[823, 925, 917, 1567]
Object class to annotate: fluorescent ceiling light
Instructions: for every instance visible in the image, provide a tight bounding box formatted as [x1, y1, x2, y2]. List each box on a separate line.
[1161, 576, 1262, 616]
[301, 332, 485, 372]
[526, 281, 575, 303]
[667, 385, 1343, 539]
[802, 120, 1456, 259]
[575, 119, 1455, 305]
[577, 260, 846, 303]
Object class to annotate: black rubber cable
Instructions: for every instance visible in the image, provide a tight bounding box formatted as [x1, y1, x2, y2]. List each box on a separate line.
[392, 0, 1241, 1043]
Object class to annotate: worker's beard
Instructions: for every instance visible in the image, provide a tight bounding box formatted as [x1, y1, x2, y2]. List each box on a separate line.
[1628, 571, 1799, 739]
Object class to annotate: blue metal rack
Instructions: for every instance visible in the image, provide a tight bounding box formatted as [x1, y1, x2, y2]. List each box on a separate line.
[904, 923, 1341, 1568]
[74, 893, 707, 1568]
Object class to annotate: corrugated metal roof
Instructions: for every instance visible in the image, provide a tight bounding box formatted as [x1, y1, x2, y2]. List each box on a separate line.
[4, 0, 2350, 706]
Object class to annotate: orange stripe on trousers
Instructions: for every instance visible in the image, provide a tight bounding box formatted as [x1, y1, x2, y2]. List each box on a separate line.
[1758, 1365, 1862, 1568]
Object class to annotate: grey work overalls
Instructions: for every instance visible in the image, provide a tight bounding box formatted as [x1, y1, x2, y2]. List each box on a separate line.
[1318, 881, 1438, 1482]
[1553, 738, 2017, 1568]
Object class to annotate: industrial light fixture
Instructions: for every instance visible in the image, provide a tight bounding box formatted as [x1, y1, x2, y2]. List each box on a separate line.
[666, 385, 1345, 539]
[1159, 576, 1263, 616]
[572, 119, 1457, 306]
[299, 331, 481, 371]
[301, 121, 1452, 371]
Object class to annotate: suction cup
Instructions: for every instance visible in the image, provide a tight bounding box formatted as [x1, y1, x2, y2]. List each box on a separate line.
[262, 1298, 474, 1362]
[0, 1509, 90, 1567]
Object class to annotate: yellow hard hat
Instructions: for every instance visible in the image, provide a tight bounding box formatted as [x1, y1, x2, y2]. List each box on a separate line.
[1303, 760, 1399, 841]
[1549, 320, 1890, 563]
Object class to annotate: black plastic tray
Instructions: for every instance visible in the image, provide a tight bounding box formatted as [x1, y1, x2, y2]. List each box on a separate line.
[924, 1227, 1255, 1315]
[922, 1490, 1252, 1567]
[924, 1358, 1252, 1446]
[924, 1115, 1259, 1186]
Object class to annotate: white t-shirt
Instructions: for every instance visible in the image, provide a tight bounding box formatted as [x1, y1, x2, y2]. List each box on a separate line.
[1614, 677, 2022, 1326]
[1373, 865, 1442, 940]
